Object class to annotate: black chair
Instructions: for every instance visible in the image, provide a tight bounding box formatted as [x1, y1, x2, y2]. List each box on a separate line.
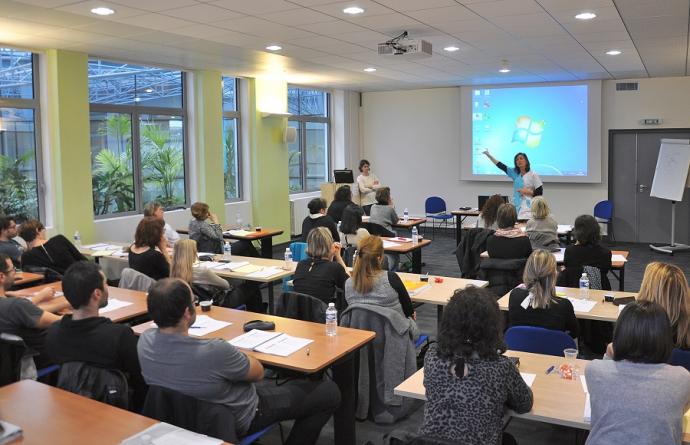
[478, 257, 527, 298]
[276, 291, 328, 323]
[362, 222, 395, 237]
[21, 265, 62, 284]
[57, 362, 130, 409]
[0, 332, 31, 386]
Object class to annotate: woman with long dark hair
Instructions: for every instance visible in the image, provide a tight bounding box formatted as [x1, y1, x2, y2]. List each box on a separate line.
[482, 150, 543, 220]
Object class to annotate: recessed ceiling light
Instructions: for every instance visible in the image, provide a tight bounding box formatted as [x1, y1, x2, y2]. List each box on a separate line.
[363, 67, 376, 72]
[499, 68, 511, 73]
[499, 59, 511, 73]
[90, 7, 115, 16]
[575, 11, 596, 20]
[606, 50, 622, 55]
[265, 45, 282, 51]
[443, 46, 460, 52]
[145, 88, 153, 93]
[343, 6, 364, 14]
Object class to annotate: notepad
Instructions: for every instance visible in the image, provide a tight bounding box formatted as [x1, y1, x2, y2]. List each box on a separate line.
[520, 372, 536, 388]
[611, 254, 628, 263]
[225, 229, 252, 237]
[382, 240, 400, 249]
[0, 420, 22, 445]
[246, 266, 283, 279]
[122, 422, 222, 445]
[100, 298, 133, 314]
[567, 298, 597, 313]
[188, 315, 231, 337]
[219, 261, 251, 271]
[581, 375, 591, 422]
[233, 264, 264, 274]
[229, 329, 282, 349]
[402, 280, 431, 296]
[229, 329, 313, 357]
[618, 304, 627, 313]
[392, 236, 413, 242]
[195, 261, 225, 269]
[552, 248, 565, 262]
[557, 224, 573, 233]
[91, 250, 115, 257]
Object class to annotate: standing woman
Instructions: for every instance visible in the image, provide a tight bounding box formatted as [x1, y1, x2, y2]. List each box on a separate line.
[482, 150, 543, 220]
[356, 159, 381, 216]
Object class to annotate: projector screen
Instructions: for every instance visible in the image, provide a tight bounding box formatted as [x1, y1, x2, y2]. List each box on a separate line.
[460, 81, 601, 183]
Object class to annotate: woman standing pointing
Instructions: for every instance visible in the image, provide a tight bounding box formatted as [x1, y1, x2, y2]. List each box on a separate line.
[483, 150, 543, 220]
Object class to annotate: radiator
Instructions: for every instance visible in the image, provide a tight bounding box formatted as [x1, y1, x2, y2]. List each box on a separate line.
[290, 195, 316, 236]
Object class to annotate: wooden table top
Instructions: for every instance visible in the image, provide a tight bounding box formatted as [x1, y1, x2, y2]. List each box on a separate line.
[393, 217, 426, 229]
[451, 209, 481, 216]
[0, 380, 160, 445]
[497, 287, 638, 323]
[177, 225, 284, 240]
[396, 272, 488, 306]
[382, 237, 432, 253]
[133, 306, 375, 373]
[481, 249, 629, 269]
[12, 282, 148, 323]
[12, 272, 44, 287]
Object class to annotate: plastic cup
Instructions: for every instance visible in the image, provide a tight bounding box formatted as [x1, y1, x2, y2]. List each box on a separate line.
[560, 348, 579, 380]
[200, 300, 212, 312]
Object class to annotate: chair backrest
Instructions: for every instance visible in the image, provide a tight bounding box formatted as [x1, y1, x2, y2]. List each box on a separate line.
[593, 200, 613, 219]
[361, 222, 395, 237]
[289, 242, 309, 262]
[189, 231, 223, 254]
[0, 333, 33, 385]
[671, 348, 690, 372]
[342, 245, 357, 267]
[57, 362, 129, 409]
[478, 257, 527, 297]
[582, 265, 603, 290]
[119, 267, 156, 292]
[425, 196, 447, 214]
[276, 291, 328, 323]
[504, 326, 576, 357]
[21, 265, 62, 284]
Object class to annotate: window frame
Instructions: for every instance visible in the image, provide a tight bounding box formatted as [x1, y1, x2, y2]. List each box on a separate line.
[222, 76, 242, 202]
[0, 53, 45, 220]
[88, 60, 189, 219]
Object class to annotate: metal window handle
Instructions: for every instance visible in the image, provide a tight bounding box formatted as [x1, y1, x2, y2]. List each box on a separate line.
[638, 184, 648, 192]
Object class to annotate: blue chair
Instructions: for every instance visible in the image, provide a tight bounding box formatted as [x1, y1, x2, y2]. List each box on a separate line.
[504, 326, 576, 357]
[425, 196, 453, 239]
[239, 422, 282, 445]
[282, 242, 308, 292]
[415, 334, 429, 349]
[671, 348, 690, 372]
[593, 200, 613, 241]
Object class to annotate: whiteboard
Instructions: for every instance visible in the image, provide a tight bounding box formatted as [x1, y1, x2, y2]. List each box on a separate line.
[650, 139, 690, 202]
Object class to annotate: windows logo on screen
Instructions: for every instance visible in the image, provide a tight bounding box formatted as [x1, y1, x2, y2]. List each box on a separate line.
[512, 115, 545, 148]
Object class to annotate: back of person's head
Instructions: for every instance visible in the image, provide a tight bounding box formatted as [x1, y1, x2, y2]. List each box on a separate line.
[0, 216, 14, 232]
[530, 196, 550, 220]
[147, 278, 195, 328]
[613, 300, 673, 364]
[496, 203, 517, 229]
[18, 219, 44, 243]
[134, 217, 164, 248]
[639, 261, 690, 349]
[438, 286, 504, 368]
[573, 214, 600, 245]
[170, 239, 197, 283]
[352, 235, 383, 294]
[307, 198, 327, 215]
[523, 250, 557, 309]
[307, 227, 333, 259]
[190, 202, 210, 221]
[340, 206, 364, 235]
[143, 201, 162, 218]
[375, 187, 391, 205]
[358, 159, 370, 172]
[481, 195, 504, 228]
[334, 185, 352, 202]
[63, 261, 104, 310]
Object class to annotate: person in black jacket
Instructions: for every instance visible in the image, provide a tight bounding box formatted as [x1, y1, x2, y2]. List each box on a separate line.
[326, 185, 355, 223]
[19, 219, 87, 275]
[301, 198, 339, 243]
[293, 227, 349, 305]
[558, 215, 612, 290]
[486, 204, 532, 260]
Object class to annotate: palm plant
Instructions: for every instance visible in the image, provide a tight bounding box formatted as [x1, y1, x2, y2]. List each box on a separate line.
[140, 122, 184, 206]
[224, 126, 237, 199]
[0, 151, 38, 220]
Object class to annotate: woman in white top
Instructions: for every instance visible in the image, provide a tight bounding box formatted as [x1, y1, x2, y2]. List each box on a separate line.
[482, 150, 543, 220]
[356, 159, 381, 215]
[170, 239, 229, 290]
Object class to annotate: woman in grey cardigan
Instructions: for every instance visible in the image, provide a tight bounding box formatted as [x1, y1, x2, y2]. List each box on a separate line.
[369, 187, 399, 234]
[188, 201, 223, 254]
[525, 197, 560, 251]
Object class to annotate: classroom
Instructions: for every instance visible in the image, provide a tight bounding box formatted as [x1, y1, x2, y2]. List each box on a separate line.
[1, 1, 690, 444]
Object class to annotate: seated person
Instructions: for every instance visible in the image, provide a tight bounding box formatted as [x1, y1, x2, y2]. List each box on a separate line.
[301, 198, 339, 243]
[45, 261, 147, 410]
[508, 250, 579, 338]
[137, 278, 341, 445]
[327, 185, 355, 223]
[558, 214, 612, 289]
[293, 227, 349, 305]
[419, 286, 533, 444]
[0, 253, 61, 368]
[171, 239, 230, 291]
[369, 187, 399, 234]
[189, 202, 224, 254]
[486, 204, 532, 260]
[338, 205, 370, 247]
[19, 219, 87, 275]
[475, 194, 503, 230]
[525, 197, 560, 251]
[587, 301, 690, 444]
[144, 201, 180, 247]
[0, 216, 23, 266]
[128, 217, 170, 280]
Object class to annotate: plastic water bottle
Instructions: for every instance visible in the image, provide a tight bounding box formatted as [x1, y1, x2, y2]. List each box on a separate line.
[73, 230, 81, 247]
[411, 226, 419, 245]
[284, 247, 293, 270]
[326, 303, 337, 336]
[403, 208, 409, 223]
[337, 221, 342, 234]
[579, 273, 590, 299]
[236, 212, 242, 228]
[352, 249, 358, 264]
[223, 241, 232, 261]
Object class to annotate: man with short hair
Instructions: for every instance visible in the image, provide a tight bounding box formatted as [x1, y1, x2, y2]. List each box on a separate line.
[301, 197, 339, 242]
[143, 201, 180, 246]
[0, 216, 23, 266]
[138, 278, 340, 445]
[46, 261, 147, 409]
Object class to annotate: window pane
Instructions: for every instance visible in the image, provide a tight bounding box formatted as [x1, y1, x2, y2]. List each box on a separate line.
[0, 49, 33, 99]
[223, 118, 239, 200]
[88, 60, 182, 107]
[287, 87, 326, 116]
[287, 121, 302, 192]
[287, 87, 299, 115]
[90, 112, 135, 215]
[140, 115, 186, 207]
[305, 122, 328, 191]
[0, 108, 39, 220]
[222, 77, 236, 112]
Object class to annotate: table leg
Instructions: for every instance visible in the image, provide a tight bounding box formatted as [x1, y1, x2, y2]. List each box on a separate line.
[455, 215, 462, 245]
[332, 354, 356, 445]
[619, 266, 625, 292]
[260, 237, 273, 259]
[268, 281, 275, 314]
[437, 305, 444, 334]
[412, 249, 422, 274]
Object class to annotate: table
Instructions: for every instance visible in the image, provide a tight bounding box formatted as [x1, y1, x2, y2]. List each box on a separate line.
[394, 350, 690, 443]
[393, 217, 426, 231]
[382, 237, 431, 274]
[451, 209, 480, 243]
[497, 287, 638, 323]
[0, 380, 159, 444]
[133, 306, 375, 445]
[11, 272, 44, 288]
[12, 282, 149, 323]
[177, 226, 284, 259]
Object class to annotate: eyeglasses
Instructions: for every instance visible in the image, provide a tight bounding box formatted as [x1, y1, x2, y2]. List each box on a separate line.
[1, 267, 15, 275]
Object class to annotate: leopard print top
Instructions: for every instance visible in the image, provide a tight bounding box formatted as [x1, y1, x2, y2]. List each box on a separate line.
[418, 343, 533, 444]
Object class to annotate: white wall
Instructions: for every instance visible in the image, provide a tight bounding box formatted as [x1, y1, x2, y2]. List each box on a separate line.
[359, 77, 690, 225]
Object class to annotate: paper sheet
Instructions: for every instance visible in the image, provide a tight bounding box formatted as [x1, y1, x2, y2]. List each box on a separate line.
[219, 261, 251, 271]
[229, 329, 282, 349]
[91, 250, 115, 257]
[233, 264, 263, 274]
[195, 261, 225, 269]
[391, 237, 413, 242]
[246, 266, 283, 279]
[619, 304, 627, 313]
[520, 372, 536, 388]
[611, 254, 628, 263]
[581, 375, 591, 422]
[557, 224, 573, 233]
[382, 240, 400, 249]
[188, 315, 232, 337]
[226, 229, 252, 237]
[111, 251, 128, 258]
[197, 252, 216, 258]
[254, 333, 314, 357]
[100, 298, 133, 314]
[552, 248, 565, 262]
[567, 298, 597, 313]
[122, 422, 222, 445]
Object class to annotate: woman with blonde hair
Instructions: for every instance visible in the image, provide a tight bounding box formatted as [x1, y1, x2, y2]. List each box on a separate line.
[170, 239, 229, 290]
[639, 262, 690, 349]
[293, 227, 349, 305]
[525, 196, 559, 251]
[508, 249, 579, 337]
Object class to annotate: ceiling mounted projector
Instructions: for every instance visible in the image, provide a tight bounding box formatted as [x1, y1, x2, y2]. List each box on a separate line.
[378, 31, 432, 59]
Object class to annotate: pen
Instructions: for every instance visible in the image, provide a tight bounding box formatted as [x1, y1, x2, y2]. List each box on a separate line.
[545, 365, 555, 375]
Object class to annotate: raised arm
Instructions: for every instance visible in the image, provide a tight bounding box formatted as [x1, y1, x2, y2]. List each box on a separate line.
[483, 150, 509, 174]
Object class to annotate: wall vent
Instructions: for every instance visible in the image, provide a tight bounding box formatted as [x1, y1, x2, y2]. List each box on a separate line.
[616, 82, 638, 91]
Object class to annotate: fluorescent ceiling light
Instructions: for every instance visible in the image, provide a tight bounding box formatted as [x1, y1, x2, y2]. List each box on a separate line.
[499, 60, 510, 73]
[265, 45, 282, 51]
[443, 46, 460, 52]
[343, 6, 364, 14]
[145, 88, 153, 93]
[606, 50, 622, 55]
[90, 7, 115, 16]
[363, 67, 377, 72]
[575, 11, 596, 20]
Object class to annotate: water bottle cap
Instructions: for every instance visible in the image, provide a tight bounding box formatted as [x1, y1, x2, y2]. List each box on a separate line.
[328, 302, 335, 307]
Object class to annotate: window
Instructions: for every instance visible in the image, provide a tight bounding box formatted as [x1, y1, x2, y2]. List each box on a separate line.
[88, 60, 187, 217]
[287, 87, 329, 193]
[222, 77, 241, 201]
[0, 48, 42, 221]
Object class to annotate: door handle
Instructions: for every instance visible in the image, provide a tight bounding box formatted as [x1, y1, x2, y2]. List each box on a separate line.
[638, 184, 648, 193]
